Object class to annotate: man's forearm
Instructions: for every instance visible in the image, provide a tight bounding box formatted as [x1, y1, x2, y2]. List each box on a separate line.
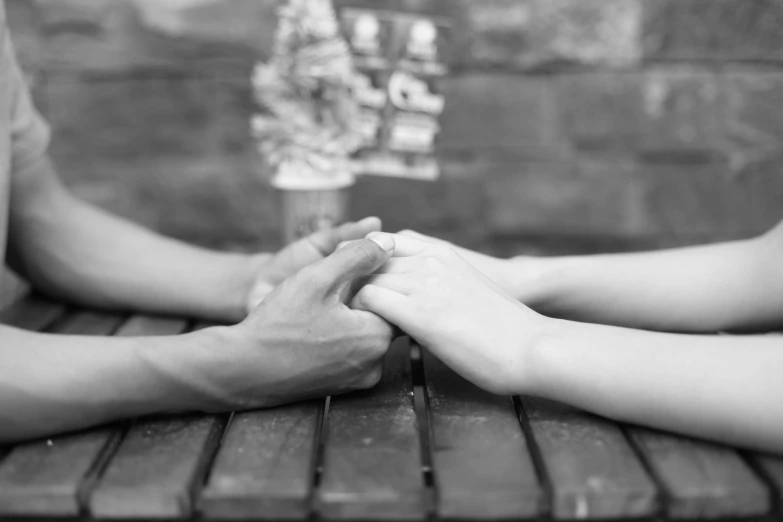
[508, 235, 783, 332]
[0, 325, 226, 443]
[524, 319, 783, 452]
[10, 159, 261, 322]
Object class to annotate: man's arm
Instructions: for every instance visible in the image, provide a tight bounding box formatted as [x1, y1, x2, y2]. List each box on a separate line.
[8, 155, 260, 323]
[0, 324, 220, 443]
[1, 236, 396, 443]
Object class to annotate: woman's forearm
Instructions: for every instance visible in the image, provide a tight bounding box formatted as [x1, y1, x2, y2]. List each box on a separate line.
[10, 159, 261, 323]
[524, 319, 783, 452]
[509, 235, 783, 332]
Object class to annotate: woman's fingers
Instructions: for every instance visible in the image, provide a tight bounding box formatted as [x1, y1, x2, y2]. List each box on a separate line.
[352, 284, 413, 327]
[372, 258, 419, 274]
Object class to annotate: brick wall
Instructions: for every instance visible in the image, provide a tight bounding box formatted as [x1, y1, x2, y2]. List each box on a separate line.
[6, 0, 783, 255]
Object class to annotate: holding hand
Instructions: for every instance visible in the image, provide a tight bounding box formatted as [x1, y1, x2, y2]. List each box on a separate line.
[246, 217, 382, 311]
[353, 233, 547, 395]
[190, 234, 397, 410]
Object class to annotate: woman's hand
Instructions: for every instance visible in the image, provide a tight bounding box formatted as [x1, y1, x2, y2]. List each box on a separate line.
[353, 232, 548, 395]
[246, 217, 382, 312]
[394, 230, 518, 294]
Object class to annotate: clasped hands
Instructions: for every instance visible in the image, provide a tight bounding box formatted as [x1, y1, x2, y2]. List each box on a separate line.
[214, 220, 542, 411]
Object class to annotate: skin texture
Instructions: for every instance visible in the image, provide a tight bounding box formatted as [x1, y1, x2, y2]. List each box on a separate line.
[397, 227, 783, 333]
[355, 232, 783, 453]
[1, 236, 396, 443]
[8, 156, 382, 324]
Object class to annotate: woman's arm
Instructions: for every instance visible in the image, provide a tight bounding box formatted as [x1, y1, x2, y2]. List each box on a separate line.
[527, 319, 783, 452]
[510, 226, 783, 332]
[356, 232, 783, 453]
[399, 221, 783, 333]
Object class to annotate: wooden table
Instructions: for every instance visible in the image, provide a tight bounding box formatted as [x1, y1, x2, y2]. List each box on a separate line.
[1, 293, 782, 521]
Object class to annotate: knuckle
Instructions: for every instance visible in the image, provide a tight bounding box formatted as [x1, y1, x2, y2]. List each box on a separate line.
[304, 266, 332, 288]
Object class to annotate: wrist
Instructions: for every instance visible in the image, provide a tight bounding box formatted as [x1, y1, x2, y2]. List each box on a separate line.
[515, 315, 575, 397]
[504, 256, 562, 306]
[242, 253, 275, 315]
[134, 326, 247, 413]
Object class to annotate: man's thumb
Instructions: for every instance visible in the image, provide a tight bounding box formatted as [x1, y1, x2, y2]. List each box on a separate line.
[313, 233, 395, 298]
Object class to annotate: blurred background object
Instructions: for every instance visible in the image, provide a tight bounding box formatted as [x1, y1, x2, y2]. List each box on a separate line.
[5, 0, 783, 262]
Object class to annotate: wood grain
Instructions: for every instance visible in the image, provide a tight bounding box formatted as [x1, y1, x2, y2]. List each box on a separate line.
[0, 293, 67, 332]
[520, 397, 658, 519]
[422, 347, 543, 519]
[87, 316, 227, 520]
[630, 428, 771, 518]
[90, 414, 225, 519]
[0, 310, 127, 516]
[199, 401, 324, 520]
[751, 453, 783, 514]
[316, 337, 426, 520]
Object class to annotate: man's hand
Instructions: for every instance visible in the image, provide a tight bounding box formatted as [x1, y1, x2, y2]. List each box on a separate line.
[246, 217, 382, 312]
[353, 233, 547, 395]
[182, 233, 397, 410]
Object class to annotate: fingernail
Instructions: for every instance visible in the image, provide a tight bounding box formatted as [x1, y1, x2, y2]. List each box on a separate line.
[369, 233, 394, 252]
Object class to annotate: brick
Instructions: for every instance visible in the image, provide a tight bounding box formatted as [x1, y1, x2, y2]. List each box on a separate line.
[721, 71, 783, 169]
[639, 161, 768, 240]
[46, 73, 220, 161]
[558, 73, 643, 151]
[484, 159, 651, 237]
[350, 172, 487, 239]
[559, 70, 726, 157]
[437, 73, 560, 158]
[216, 74, 255, 156]
[734, 157, 783, 233]
[36, 0, 266, 74]
[644, 0, 783, 62]
[450, 0, 642, 71]
[6, 0, 43, 74]
[640, 69, 724, 156]
[54, 154, 280, 249]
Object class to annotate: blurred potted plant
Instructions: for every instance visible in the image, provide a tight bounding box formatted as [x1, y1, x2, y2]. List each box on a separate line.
[251, 0, 363, 243]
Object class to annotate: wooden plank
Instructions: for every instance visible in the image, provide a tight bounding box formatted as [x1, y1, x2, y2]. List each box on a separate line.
[90, 413, 225, 519]
[520, 397, 658, 519]
[316, 337, 426, 520]
[0, 293, 66, 331]
[750, 453, 783, 514]
[0, 309, 127, 516]
[422, 347, 543, 519]
[199, 401, 324, 520]
[630, 428, 771, 519]
[88, 317, 230, 519]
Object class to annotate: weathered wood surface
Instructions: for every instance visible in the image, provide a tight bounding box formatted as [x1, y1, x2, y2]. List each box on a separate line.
[751, 453, 783, 515]
[199, 402, 323, 520]
[317, 337, 426, 520]
[630, 428, 771, 519]
[422, 347, 543, 519]
[88, 317, 226, 520]
[519, 397, 658, 519]
[0, 293, 66, 331]
[0, 310, 127, 516]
